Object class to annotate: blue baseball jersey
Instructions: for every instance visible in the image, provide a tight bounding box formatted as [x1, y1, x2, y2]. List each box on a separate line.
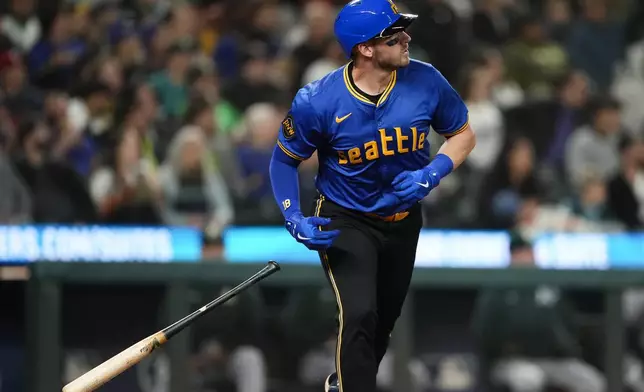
[277, 59, 469, 215]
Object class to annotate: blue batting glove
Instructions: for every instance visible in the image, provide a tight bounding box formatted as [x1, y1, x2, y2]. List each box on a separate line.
[285, 212, 340, 251]
[391, 166, 440, 204]
[392, 154, 454, 204]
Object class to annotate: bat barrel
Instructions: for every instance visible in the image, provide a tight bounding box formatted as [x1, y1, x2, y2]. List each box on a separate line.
[62, 333, 168, 392]
[62, 261, 280, 392]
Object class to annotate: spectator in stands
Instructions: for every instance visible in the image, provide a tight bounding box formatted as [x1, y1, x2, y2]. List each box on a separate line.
[213, 1, 281, 82]
[148, 38, 196, 120]
[568, 175, 619, 228]
[503, 15, 569, 100]
[478, 136, 542, 229]
[234, 103, 284, 225]
[565, 96, 627, 190]
[457, 60, 506, 223]
[188, 62, 219, 106]
[169, 4, 200, 44]
[112, 28, 148, 86]
[194, 0, 227, 59]
[459, 62, 505, 176]
[0, 32, 16, 80]
[27, 10, 87, 91]
[624, 0, 644, 46]
[144, 17, 176, 73]
[0, 0, 42, 54]
[119, 0, 171, 46]
[12, 119, 97, 223]
[89, 127, 162, 224]
[512, 179, 623, 241]
[471, 232, 605, 392]
[505, 70, 589, 172]
[479, 47, 525, 110]
[543, 0, 573, 44]
[300, 39, 345, 86]
[158, 125, 234, 241]
[42, 89, 69, 148]
[406, 0, 464, 83]
[0, 55, 44, 122]
[220, 44, 285, 113]
[611, 29, 644, 139]
[182, 95, 243, 199]
[471, 0, 515, 47]
[86, 2, 121, 49]
[608, 140, 644, 230]
[93, 56, 125, 96]
[285, 0, 336, 91]
[566, 0, 625, 92]
[132, 82, 176, 163]
[186, 63, 242, 141]
[513, 195, 572, 239]
[61, 81, 114, 177]
[111, 83, 169, 169]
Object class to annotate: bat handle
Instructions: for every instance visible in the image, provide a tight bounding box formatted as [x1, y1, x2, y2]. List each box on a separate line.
[268, 260, 280, 270]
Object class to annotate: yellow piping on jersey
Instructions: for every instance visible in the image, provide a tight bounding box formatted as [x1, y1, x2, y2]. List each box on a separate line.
[378, 69, 396, 106]
[315, 195, 345, 392]
[342, 62, 397, 107]
[443, 114, 470, 138]
[277, 140, 305, 161]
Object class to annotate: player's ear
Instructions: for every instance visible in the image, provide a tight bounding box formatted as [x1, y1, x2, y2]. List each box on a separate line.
[356, 42, 375, 59]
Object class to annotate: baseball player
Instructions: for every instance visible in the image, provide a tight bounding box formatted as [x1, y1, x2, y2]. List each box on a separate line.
[269, 0, 477, 390]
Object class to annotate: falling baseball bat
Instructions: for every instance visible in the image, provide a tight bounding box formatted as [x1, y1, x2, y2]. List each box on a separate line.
[62, 261, 281, 392]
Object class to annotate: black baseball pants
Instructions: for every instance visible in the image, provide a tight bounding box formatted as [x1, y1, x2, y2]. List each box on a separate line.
[311, 194, 423, 392]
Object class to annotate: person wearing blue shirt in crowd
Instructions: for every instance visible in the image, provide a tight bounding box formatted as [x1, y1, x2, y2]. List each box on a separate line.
[269, 0, 476, 390]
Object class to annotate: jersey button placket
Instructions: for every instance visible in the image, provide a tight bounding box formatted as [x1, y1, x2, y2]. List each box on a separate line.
[374, 106, 390, 186]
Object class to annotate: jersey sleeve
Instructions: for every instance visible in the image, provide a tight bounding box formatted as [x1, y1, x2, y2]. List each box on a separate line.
[429, 67, 470, 137]
[276, 89, 323, 161]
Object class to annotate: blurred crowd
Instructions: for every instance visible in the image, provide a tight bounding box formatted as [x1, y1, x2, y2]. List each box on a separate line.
[0, 0, 643, 248]
[0, 0, 638, 391]
[1, 1, 642, 391]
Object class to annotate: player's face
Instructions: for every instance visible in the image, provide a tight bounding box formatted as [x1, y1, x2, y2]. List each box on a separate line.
[372, 31, 411, 70]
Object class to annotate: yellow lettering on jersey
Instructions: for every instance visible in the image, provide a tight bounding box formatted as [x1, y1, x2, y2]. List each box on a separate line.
[337, 127, 427, 165]
[338, 151, 348, 165]
[348, 147, 362, 164]
[418, 132, 425, 150]
[379, 129, 394, 156]
[364, 141, 379, 160]
[411, 127, 418, 152]
[282, 199, 291, 210]
[395, 127, 408, 154]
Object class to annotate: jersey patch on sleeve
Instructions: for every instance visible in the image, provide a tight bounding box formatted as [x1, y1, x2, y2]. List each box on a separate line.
[282, 114, 296, 140]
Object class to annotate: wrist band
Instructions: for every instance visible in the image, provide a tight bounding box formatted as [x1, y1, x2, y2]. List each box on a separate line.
[427, 153, 454, 180]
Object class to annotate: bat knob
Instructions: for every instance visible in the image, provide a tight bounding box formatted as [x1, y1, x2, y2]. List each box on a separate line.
[268, 260, 281, 271]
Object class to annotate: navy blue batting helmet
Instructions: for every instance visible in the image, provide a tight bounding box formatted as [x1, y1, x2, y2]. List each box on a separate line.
[334, 0, 418, 58]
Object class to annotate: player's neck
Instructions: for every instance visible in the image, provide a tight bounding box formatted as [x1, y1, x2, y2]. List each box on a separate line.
[351, 62, 393, 96]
